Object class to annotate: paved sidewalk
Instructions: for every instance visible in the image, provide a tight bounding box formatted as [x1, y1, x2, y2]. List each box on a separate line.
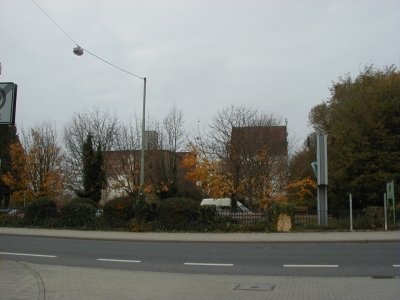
[1, 229, 399, 300]
[0, 227, 399, 242]
[1, 260, 399, 300]
[0, 260, 42, 300]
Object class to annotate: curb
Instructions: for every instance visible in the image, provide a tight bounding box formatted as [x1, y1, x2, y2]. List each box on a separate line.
[1, 227, 399, 243]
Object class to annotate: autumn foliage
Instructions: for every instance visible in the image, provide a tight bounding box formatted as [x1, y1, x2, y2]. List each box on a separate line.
[2, 124, 64, 205]
[2, 142, 32, 204]
[180, 148, 233, 199]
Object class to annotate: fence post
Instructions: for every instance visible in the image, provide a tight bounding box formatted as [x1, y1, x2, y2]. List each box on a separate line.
[349, 193, 353, 231]
[384, 193, 387, 231]
[393, 197, 396, 226]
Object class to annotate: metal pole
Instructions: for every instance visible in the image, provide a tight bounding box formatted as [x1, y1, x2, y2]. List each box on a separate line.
[140, 77, 147, 192]
[316, 135, 328, 226]
[384, 193, 387, 231]
[393, 197, 396, 226]
[349, 193, 353, 231]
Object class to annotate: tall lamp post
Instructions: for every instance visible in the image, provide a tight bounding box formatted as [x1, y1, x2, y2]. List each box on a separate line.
[73, 46, 147, 193]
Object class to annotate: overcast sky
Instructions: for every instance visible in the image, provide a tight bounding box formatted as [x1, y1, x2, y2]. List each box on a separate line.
[1, 0, 399, 147]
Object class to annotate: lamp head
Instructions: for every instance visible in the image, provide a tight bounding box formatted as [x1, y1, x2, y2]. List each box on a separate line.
[73, 46, 84, 56]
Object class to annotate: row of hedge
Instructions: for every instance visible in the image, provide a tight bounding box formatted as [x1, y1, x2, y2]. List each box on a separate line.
[1, 196, 283, 232]
[1, 196, 398, 232]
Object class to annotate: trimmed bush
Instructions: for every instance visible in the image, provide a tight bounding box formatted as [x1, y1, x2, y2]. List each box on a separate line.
[72, 197, 98, 207]
[156, 198, 200, 231]
[129, 219, 155, 232]
[24, 197, 57, 225]
[356, 206, 384, 229]
[198, 205, 217, 225]
[60, 200, 96, 228]
[134, 200, 156, 222]
[103, 197, 134, 228]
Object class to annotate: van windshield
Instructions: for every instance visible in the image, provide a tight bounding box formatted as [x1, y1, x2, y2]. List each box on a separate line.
[238, 205, 250, 212]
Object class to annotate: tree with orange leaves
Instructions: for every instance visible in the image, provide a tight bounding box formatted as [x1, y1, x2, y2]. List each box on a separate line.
[2, 122, 64, 205]
[1, 141, 32, 204]
[286, 177, 317, 207]
[180, 146, 233, 199]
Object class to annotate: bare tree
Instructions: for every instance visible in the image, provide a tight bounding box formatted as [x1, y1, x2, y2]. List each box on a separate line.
[163, 105, 186, 153]
[63, 108, 118, 193]
[103, 120, 141, 199]
[161, 105, 187, 194]
[206, 105, 288, 210]
[104, 106, 188, 200]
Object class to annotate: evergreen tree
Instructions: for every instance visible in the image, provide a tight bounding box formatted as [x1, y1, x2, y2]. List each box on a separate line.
[92, 143, 105, 202]
[80, 134, 106, 203]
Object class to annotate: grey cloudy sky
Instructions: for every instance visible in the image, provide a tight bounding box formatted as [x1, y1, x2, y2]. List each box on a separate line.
[1, 0, 399, 147]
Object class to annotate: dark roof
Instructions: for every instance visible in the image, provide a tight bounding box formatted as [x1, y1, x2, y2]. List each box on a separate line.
[230, 126, 287, 156]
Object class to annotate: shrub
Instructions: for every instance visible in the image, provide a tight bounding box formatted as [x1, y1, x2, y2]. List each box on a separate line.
[103, 197, 134, 228]
[72, 197, 98, 207]
[198, 205, 217, 226]
[156, 198, 200, 231]
[133, 200, 156, 222]
[60, 200, 96, 228]
[129, 219, 155, 232]
[24, 197, 57, 226]
[356, 206, 384, 229]
[0, 213, 25, 227]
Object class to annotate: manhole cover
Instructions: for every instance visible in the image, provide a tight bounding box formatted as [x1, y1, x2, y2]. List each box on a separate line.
[234, 283, 276, 291]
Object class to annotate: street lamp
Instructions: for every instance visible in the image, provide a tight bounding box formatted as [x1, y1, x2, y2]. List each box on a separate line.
[73, 45, 147, 193]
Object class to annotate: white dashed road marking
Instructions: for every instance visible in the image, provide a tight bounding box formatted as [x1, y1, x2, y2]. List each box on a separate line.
[184, 262, 234, 267]
[97, 258, 141, 263]
[0, 252, 57, 258]
[284, 264, 339, 268]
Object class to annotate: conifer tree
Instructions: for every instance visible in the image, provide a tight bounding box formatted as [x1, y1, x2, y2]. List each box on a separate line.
[80, 134, 106, 203]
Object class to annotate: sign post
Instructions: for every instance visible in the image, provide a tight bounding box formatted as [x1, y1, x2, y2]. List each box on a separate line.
[316, 135, 328, 226]
[0, 82, 17, 125]
[349, 193, 353, 231]
[386, 181, 395, 225]
[310, 134, 329, 226]
[384, 193, 388, 231]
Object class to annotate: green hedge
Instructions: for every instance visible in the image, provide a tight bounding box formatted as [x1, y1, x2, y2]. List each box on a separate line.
[72, 197, 98, 207]
[133, 199, 156, 222]
[60, 199, 97, 228]
[24, 197, 57, 226]
[103, 197, 134, 228]
[355, 206, 385, 229]
[156, 198, 200, 231]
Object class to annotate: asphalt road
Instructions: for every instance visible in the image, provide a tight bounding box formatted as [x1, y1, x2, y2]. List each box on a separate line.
[0, 234, 399, 277]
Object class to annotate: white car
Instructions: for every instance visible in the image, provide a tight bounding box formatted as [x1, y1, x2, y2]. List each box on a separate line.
[200, 198, 264, 223]
[200, 198, 250, 212]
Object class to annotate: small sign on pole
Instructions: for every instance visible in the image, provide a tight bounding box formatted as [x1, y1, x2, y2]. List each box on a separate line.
[0, 82, 17, 125]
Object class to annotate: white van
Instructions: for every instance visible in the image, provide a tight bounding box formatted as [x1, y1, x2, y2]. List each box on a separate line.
[200, 198, 250, 212]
